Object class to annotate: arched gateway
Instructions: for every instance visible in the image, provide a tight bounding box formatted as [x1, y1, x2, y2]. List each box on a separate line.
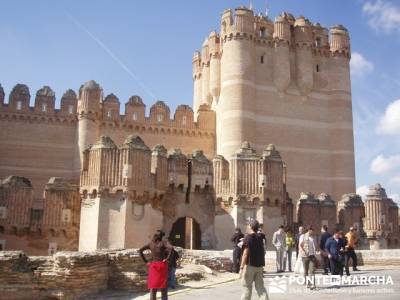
[169, 217, 201, 249]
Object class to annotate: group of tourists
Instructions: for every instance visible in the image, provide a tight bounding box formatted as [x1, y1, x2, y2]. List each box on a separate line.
[231, 222, 360, 298]
[139, 223, 359, 299]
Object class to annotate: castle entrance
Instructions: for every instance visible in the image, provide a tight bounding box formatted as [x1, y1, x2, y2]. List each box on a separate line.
[169, 217, 201, 249]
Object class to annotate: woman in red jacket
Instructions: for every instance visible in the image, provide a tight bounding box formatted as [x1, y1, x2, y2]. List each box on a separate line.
[139, 230, 172, 300]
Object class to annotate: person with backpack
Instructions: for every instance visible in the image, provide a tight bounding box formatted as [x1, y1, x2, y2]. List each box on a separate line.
[231, 227, 244, 273]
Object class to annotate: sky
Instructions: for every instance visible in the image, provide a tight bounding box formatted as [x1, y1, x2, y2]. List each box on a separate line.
[0, 0, 399, 203]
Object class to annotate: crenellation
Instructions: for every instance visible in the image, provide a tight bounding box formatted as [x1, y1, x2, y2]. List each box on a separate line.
[102, 93, 121, 121]
[34, 86, 56, 114]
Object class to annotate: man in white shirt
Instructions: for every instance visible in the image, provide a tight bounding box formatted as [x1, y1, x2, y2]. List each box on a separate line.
[299, 226, 317, 289]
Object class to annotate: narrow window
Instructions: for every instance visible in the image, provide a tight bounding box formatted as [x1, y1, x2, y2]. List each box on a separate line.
[16, 101, 22, 111]
[42, 103, 47, 112]
[261, 55, 264, 64]
[259, 27, 266, 38]
[315, 37, 322, 48]
[107, 110, 112, 118]
[316, 64, 320, 72]
[68, 105, 74, 114]
[182, 116, 187, 125]
[132, 112, 138, 121]
[157, 114, 163, 123]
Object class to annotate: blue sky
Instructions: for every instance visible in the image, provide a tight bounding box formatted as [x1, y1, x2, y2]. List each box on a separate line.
[0, 0, 399, 202]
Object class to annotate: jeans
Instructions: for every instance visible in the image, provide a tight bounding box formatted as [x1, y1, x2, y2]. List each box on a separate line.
[168, 267, 176, 289]
[329, 257, 343, 276]
[320, 251, 330, 274]
[345, 249, 358, 274]
[275, 248, 285, 271]
[302, 256, 316, 287]
[241, 265, 269, 300]
[285, 248, 293, 271]
[232, 246, 242, 273]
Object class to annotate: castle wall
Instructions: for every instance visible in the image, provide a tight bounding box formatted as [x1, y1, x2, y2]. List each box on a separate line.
[0, 115, 78, 198]
[99, 124, 215, 159]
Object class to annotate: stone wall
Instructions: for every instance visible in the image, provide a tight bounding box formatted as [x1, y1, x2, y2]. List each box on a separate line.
[0, 248, 232, 300]
[2, 248, 400, 299]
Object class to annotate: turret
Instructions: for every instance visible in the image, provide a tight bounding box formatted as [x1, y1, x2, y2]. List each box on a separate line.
[294, 16, 314, 95]
[216, 7, 256, 159]
[9, 84, 30, 113]
[174, 105, 194, 128]
[60, 89, 77, 115]
[273, 14, 291, 93]
[149, 100, 170, 125]
[233, 6, 254, 34]
[102, 93, 120, 121]
[76, 80, 102, 173]
[208, 31, 221, 108]
[0, 84, 4, 106]
[330, 25, 350, 56]
[125, 95, 145, 122]
[201, 38, 212, 106]
[121, 135, 152, 193]
[34, 86, 55, 114]
[151, 145, 168, 190]
[313, 23, 329, 49]
[192, 51, 202, 117]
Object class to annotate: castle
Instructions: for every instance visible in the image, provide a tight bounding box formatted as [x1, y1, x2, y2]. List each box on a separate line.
[0, 7, 398, 254]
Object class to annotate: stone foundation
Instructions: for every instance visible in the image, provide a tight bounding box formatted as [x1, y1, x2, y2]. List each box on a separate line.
[1, 249, 400, 300]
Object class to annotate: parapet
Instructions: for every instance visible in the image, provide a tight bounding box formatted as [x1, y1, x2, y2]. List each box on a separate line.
[1, 175, 32, 189]
[216, 6, 350, 53]
[0, 81, 215, 135]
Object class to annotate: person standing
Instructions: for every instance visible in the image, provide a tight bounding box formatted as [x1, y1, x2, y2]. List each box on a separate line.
[272, 225, 286, 273]
[345, 227, 360, 273]
[295, 226, 304, 259]
[338, 231, 347, 276]
[139, 230, 172, 300]
[319, 225, 331, 275]
[285, 227, 295, 272]
[325, 229, 343, 276]
[299, 226, 317, 290]
[168, 246, 179, 289]
[240, 219, 269, 300]
[231, 228, 244, 273]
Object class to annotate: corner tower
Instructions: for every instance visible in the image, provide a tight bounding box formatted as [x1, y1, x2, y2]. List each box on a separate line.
[192, 7, 355, 201]
[75, 80, 102, 172]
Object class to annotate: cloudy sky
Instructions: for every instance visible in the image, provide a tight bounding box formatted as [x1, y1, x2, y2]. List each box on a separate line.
[0, 0, 399, 203]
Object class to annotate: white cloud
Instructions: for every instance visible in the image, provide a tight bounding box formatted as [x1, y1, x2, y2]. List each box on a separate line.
[370, 154, 400, 174]
[350, 52, 374, 77]
[389, 193, 400, 205]
[390, 176, 400, 184]
[377, 99, 400, 135]
[363, 0, 400, 33]
[357, 185, 370, 201]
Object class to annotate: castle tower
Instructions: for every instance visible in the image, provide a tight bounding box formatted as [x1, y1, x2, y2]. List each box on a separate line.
[192, 52, 202, 116]
[217, 7, 256, 161]
[75, 80, 102, 172]
[192, 7, 355, 201]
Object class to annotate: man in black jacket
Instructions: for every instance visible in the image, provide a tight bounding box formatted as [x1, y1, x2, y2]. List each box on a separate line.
[231, 227, 244, 273]
[319, 225, 331, 275]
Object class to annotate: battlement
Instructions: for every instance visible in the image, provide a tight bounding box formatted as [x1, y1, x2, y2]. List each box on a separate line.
[0, 81, 215, 132]
[219, 7, 349, 50]
[80, 135, 213, 200]
[213, 142, 286, 206]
